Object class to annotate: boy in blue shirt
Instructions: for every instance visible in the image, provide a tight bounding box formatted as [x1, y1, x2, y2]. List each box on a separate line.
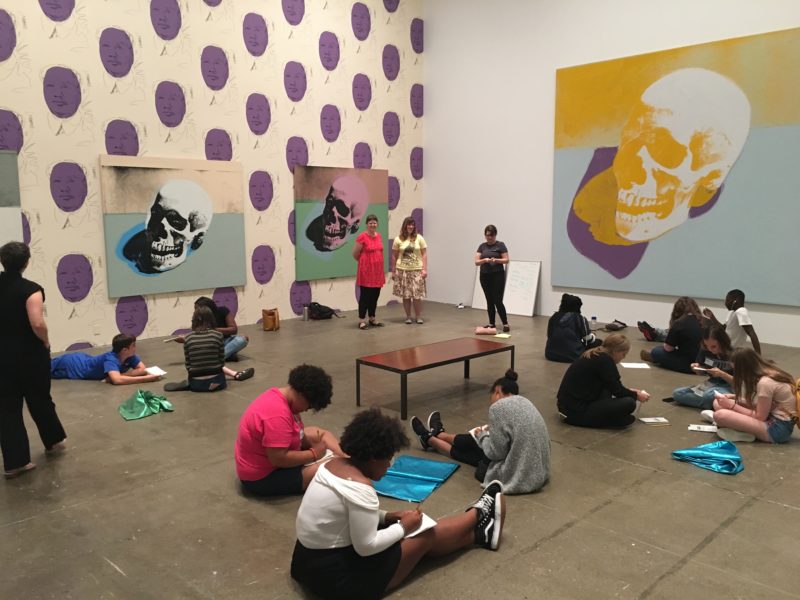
[51, 334, 162, 385]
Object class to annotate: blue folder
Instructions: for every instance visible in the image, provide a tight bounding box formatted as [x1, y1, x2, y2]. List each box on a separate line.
[671, 440, 744, 475]
[373, 455, 460, 502]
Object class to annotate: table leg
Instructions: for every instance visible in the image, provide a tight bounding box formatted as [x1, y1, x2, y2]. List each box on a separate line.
[464, 359, 470, 379]
[510, 347, 515, 371]
[356, 361, 361, 407]
[400, 373, 408, 420]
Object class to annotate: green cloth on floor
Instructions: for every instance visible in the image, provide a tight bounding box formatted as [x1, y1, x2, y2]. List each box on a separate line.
[118, 389, 174, 421]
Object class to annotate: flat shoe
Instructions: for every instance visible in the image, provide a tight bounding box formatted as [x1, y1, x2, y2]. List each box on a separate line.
[234, 368, 255, 381]
[416, 319, 424, 324]
[359, 322, 368, 330]
[369, 320, 384, 327]
[405, 318, 413, 324]
[4, 462, 36, 479]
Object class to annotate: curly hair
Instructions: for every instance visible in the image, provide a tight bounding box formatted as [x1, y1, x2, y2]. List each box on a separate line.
[492, 369, 519, 395]
[340, 407, 409, 461]
[288, 364, 333, 411]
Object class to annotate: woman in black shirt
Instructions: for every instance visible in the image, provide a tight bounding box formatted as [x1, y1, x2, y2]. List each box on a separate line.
[474, 225, 509, 331]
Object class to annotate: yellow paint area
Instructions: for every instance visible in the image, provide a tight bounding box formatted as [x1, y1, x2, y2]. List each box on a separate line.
[572, 168, 637, 246]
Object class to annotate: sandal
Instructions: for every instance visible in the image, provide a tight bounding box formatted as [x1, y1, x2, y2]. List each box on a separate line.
[359, 322, 368, 330]
[234, 368, 255, 381]
[369, 320, 384, 327]
[4, 462, 36, 479]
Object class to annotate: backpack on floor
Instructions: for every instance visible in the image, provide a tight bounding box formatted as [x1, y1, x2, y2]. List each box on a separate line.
[795, 378, 800, 430]
[308, 302, 336, 320]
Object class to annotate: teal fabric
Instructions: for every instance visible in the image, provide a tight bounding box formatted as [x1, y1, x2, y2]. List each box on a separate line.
[372, 455, 459, 502]
[671, 440, 744, 475]
[118, 389, 174, 421]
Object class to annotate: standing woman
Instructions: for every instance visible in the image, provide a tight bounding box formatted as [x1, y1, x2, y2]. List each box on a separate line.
[475, 225, 509, 332]
[392, 216, 427, 324]
[0, 242, 66, 478]
[352, 214, 385, 330]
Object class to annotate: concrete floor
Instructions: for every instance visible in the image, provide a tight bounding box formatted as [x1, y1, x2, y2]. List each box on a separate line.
[3, 302, 800, 600]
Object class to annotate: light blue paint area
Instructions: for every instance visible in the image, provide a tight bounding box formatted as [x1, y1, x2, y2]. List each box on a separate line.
[552, 126, 800, 306]
[104, 212, 246, 297]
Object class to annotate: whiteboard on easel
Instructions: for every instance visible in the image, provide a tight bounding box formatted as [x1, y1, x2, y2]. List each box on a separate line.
[471, 261, 541, 317]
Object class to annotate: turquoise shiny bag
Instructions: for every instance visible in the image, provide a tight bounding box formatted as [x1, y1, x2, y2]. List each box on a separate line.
[118, 389, 174, 421]
[671, 440, 744, 475]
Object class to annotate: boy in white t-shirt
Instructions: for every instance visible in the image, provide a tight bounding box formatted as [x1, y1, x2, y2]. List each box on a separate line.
[703, 289, 761, 354]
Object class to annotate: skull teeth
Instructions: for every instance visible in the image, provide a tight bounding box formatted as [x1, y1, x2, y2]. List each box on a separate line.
[151, 241, 184, 256]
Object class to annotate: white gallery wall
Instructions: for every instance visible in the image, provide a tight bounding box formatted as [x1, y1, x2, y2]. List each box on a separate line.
[423, 0, 800, 347]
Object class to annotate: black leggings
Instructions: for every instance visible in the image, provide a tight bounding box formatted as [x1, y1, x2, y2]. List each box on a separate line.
[479, 271, 507, 326]
[562, 395, 637, 429]
[358, 286, 381, 319]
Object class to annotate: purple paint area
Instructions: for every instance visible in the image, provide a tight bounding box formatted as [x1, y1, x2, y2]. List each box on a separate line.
[50, 162, 87, 212]
[410, 83, 423, 118]
[249, 170, 273, 211]
[205, 128, 232, 161]
[116, 295, 148, 337]
[0, 109, 23, 152]
[99, 28, 134, 78]
[285, 136, 308, 173]
[246, 93, 271, 135]
[212, 287, 238, 317]
[382, 44, 399, 81]
[410, 147, 423, 180]
[288, 209, 296, 244]
[43, 66, 81, 119]
[21, 212, 30, 245]
[56, 254, 93, 302]
[351, 3, 370, 41]
[320, 104, 341, 143]
[105, 119, 139, 156]
[352, 73, 371, 111]
[39, 0, 75, 22]
[155, 81, 186, 127]
[289, 281, 311, 315]
[383, 0, 399, 12]
[410, 18, 423, 53]
[243, 12, 268, 57]
[284, 61, 307, 102]
[171, 327, 192, 336]
[150, 0, 181, 41]
[411, 208, 423, 235]
[251, 245, 276, 284]
[383, 111, 400, 146]
[388, 176, 400, 210]
[204, 0, 222, 6]
[66, 341, 93, 351]
[353, 142, 372, 169]
[201, 45, 229, 91]
[0, 10, 17, 62]
[282, 0, 304, 26]
[318, 31, 340, 71]
[689, 186, 723, 218]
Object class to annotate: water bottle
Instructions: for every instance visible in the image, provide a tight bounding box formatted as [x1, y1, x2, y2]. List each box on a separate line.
[302, 305, 309, 321]
[591, 316, 597, 329]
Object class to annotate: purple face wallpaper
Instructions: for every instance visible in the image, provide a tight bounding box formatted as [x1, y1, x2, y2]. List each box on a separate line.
[105, 119, 139, 156]
[283, 61, 307, 102]
[56, 254, 93, 302]
[212, 287, 238, 317]
[116, 295, 148, 337]
[43, 66, 81, 119]
[282, 0, 304, 26]
[320, 104, 341, 143]
[201, 46, 229, 91]
[289, 280, 311, 315]
[243, 12, 268, 57]
[383, 0, 400, 12]
[411, 207, 423, 235]
[382, 111, 400, 146]
[21, 212, 31, 244]
[288, 209, 296, 244]
[351, 3, 370, 42]
[39, 0, 75, 22]
[352, 73, 371, 111]
[50, 162, 87, 213]
[318, 31, 340, 71]
[155, 81, 186, 128]
[203, 0, 222, 6]
[410, 18, 424, 53]
[205, 128, 232, 161]
[0, 10, 16, 62]
[285, 136, 308, 173]
[99, 28, 134, 78]
[388, 176, 400, 210]
[66, 341, 93, 351]
[150, 0, 181, 41]
[0, 109, 23, 152]
[382, 44, 400, 81]
[410, 83, 423, 118]
[246, 93, 271, 136]
[251, 245, 276, 284]
[249, 170, 273, 211]
[353, 142, 372, 169]
[410, 147, 423, 180]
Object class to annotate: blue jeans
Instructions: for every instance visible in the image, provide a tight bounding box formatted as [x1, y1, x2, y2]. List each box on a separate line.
[767, 417, 795, 444]
[650, 345, 694, 374]
[672, 381, 732, 409]
[653, 327, 668, 342]
[224, 335, 248, 360]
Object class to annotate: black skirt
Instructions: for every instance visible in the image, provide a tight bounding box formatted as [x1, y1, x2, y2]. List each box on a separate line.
[290, 539, 402, 600]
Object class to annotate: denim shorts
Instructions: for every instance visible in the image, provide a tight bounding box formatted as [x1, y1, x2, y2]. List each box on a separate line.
[767, 417, 795, 444]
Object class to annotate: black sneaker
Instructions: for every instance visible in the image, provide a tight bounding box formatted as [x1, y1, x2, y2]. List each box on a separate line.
[638, 321, 657, 342]
[427, 411, 445, 437]
[470, 480, 504, 550]
[410, 416, 432, 450]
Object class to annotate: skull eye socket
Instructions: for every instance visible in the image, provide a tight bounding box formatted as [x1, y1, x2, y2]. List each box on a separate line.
[165, 211, 188, 231]
[645, 127, 687, 170]
[331, 198, 350, 218]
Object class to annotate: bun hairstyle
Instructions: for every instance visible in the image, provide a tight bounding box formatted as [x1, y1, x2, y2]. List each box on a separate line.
[492, 369, 519, 396]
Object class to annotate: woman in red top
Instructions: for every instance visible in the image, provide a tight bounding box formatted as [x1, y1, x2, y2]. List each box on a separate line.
[352, 214, 386, 330]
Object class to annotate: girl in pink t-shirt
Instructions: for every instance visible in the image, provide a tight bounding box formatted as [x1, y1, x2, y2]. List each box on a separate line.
[352, 214, 386, 330]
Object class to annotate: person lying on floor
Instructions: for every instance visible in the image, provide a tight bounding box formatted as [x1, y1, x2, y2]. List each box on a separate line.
[51, 333, 162, 385]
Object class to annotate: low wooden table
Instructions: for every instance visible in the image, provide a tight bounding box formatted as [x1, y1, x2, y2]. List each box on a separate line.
[356, 337, 515, 419]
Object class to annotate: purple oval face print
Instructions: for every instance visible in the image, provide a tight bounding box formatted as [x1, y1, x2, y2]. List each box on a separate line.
[289, 280, 311, 315]
[246, 93, 271, 135]
[353, 142, 372, 169]
[243, 12, 268, 57]
[21, 212, 30, 245]
[39, 0, 75, 22]
[282, 0, 304, 26]
[382, 45, 400, 81]
[411, 208, 423, 235]
[283, 61, 307, 102]
[201, 46, 229, 91]
[410, 18, 423, 53]
[351, 3, 370, 41]
[155, 81, 186, 128]
[205, 128, 232, 161]
[352, 73, 371, 111]
[116, 295, 148, 337]
[0, 109, 23, 152]
[410, 146, 423, 180]
[150, 0, 181, 41]
[383, 0, 399, 12]
[212, 287, 238, 317]
[288, 209, 296, 244]
[320, 104, 341, 143]
[50, 162, 87, 212]
[66, 341, 93, 351]
[251, 245, 276, 284]
[410, 83, 423, 118]
[318, 31, 339, 71]
[388, 176, 400, 210]
[383, 111, 399, 146]
[204, 0, 221, 6]
[99, 28, 134, 78]
[0, 10, 17, 62]
[249, 170, 273, 211]
[105, 119, 139, 156]
[56, 254, 93, 302]
[43, 66, 81, 119]
[285, 136, 308, 173]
